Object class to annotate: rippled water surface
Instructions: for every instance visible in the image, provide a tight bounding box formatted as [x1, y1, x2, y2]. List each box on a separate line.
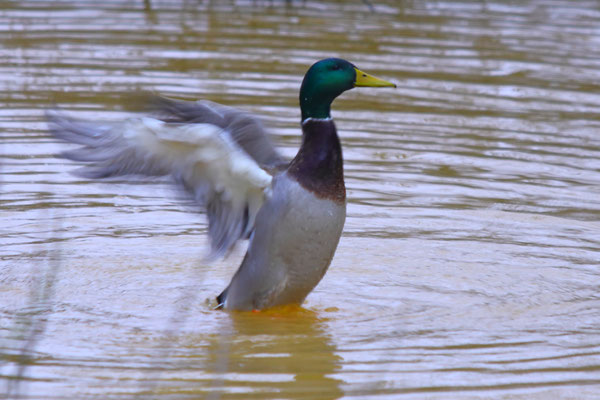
[2, 0, 600, 399]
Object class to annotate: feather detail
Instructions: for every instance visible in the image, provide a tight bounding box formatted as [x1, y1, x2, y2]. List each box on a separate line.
[148, 96, 284, 169]
[47, 110, 272, 259]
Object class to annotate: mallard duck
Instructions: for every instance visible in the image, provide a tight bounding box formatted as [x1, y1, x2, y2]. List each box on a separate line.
[47, 58, 395, 311]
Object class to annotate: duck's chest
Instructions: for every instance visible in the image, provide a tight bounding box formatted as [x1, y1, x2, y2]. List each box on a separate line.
[254, 172, 346, 288]
[274, 173, 346, 252]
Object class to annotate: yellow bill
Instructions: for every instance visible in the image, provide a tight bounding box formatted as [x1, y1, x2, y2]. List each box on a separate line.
[354, 68, 396, 88]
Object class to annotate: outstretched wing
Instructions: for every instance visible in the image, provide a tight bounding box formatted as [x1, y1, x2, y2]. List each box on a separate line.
[149, 96, 284, 169]
[47, 107, 277, 260]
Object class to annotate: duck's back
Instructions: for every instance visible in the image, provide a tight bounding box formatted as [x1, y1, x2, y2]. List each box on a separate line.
[219, 171, 346, 310]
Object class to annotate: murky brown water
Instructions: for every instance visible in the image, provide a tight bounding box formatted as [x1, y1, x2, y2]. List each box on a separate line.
[2, 0, 600, 399]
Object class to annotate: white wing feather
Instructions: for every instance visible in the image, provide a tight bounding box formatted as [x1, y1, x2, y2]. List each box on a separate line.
[47, 112, 273, 259]
[135, 118, 272, 245]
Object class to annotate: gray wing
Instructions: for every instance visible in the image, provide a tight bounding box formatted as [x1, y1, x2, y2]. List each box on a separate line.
[149, 96, 284, 169]
[47, 103, 279, 260]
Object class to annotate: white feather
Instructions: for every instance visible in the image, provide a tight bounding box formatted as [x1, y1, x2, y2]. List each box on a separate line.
[126, 117, 272, 240]
[131, 117, 271, 192]
[48, 110, 275, 258]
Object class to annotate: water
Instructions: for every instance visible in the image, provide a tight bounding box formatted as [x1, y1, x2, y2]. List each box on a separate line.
[2, 0, 600, 398]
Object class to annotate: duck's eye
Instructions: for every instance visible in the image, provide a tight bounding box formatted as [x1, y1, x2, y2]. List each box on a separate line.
[330, 64, 340, 71]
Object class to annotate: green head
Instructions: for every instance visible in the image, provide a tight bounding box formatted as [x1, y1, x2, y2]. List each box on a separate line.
[299, 58, 396, 121]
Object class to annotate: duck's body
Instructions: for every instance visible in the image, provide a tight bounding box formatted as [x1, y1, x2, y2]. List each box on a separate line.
[219, 169, 346, 310]
[47, 58, 395, 311]
[219, 118, 346, 310]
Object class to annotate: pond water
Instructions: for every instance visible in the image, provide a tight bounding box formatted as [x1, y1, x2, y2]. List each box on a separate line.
[1, 0, 600, 399]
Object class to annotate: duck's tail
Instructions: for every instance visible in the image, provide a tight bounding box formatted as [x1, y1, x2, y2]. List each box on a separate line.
[215, 287, 229, 310]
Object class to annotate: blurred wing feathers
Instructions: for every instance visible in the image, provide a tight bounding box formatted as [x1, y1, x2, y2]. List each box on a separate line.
[149, 96, 284, 168]
[47, 110, 273, 259]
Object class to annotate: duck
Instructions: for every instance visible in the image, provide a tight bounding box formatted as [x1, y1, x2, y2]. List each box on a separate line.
[47, 58, 396, 311]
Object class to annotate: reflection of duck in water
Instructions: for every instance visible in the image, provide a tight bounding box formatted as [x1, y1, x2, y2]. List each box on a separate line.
[204, 307, 343, 399]
[47, 58, 395, 310]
